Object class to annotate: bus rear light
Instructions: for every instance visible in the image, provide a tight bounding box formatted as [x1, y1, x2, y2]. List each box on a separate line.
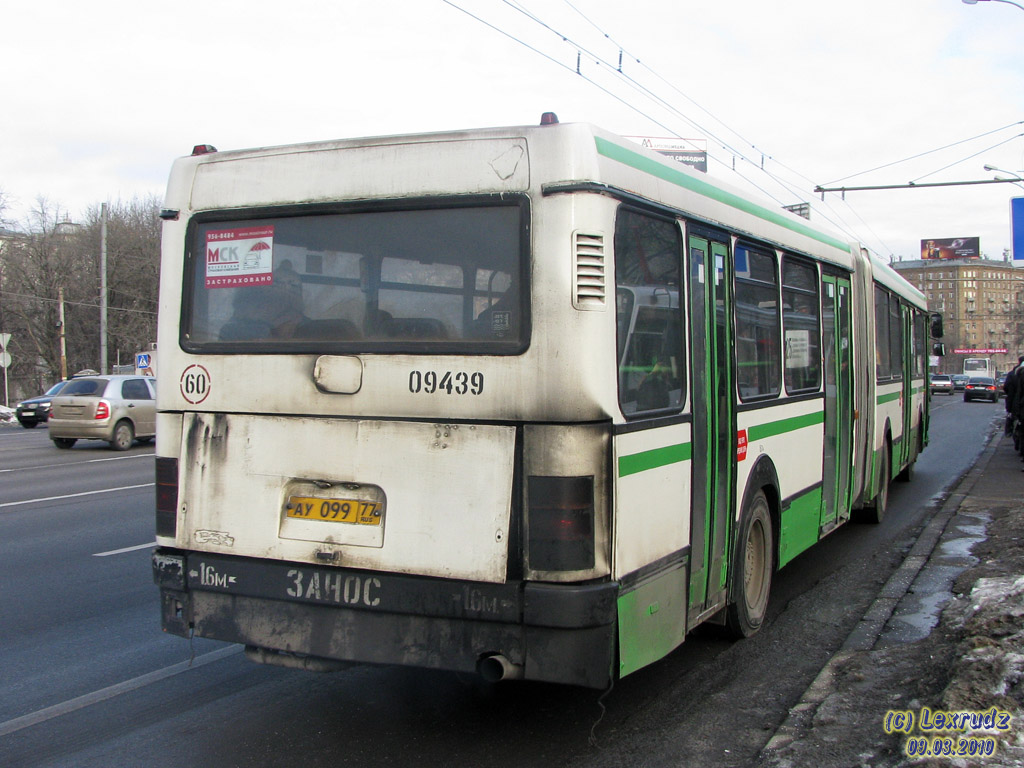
[191, 144, 218, 155]
[527, 476, 595, 571]
[95, 400, 110, 420]
[540, 111, 559, 125]
[156, 456, 179, 538]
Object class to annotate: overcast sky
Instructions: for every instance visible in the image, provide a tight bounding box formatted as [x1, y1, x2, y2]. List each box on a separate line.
[2, 0, 1023, 262]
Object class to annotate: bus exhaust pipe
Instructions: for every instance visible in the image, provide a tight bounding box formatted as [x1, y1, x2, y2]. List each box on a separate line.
[477, 654, 523, 683]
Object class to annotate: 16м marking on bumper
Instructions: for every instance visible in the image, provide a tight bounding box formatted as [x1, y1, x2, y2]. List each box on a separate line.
[193, 562, 237, 588]
[287, 569, 381, 606]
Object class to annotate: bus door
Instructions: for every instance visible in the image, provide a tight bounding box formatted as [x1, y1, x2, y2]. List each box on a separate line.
[900, 305, 914, 467]
[820, 273, 854, 528]
[687, 233, 735, 621]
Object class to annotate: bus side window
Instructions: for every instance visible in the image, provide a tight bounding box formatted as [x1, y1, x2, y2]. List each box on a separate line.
[874, 286, 893, 381]
[614, 209, 684, 417]
[735, 246, 781, 400]
[782, 257, 821, 394]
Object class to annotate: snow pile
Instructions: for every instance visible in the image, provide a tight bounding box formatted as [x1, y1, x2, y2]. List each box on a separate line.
[940, 575, 1024, 764]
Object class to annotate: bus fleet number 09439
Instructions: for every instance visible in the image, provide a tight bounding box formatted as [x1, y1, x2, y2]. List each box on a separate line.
[408, 370, 484, 395]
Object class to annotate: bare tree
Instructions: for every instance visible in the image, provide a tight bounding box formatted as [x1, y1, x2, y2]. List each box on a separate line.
[78, 196, 161, 368]
[0, 199, 91, 390]
[0, 195, 161, 397]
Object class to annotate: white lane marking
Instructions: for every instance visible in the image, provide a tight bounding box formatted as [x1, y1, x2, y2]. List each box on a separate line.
[93, 541, 157, 557]
[0, 453, 154, 473]
[0, 645, 243, 738]
[0, 483, 155, 510]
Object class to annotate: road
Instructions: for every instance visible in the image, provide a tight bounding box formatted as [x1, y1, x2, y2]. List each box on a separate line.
[0, 395, 999, 767]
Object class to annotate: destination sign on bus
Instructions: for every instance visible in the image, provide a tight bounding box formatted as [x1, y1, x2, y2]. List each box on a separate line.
[625, 136, 708, 173]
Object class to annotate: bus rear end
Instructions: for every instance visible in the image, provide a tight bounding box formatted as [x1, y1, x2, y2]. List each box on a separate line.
[152, 126, 619, 688]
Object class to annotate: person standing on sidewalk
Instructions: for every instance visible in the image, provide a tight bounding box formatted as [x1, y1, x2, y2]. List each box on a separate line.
[1007, 355, 1024, 456]
[1004, 356, 1021, 413]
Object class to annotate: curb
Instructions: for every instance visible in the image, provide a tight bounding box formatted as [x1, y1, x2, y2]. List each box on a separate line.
[761, 422, 1003, 756]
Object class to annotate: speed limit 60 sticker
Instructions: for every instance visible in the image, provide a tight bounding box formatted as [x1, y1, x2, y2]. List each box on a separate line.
[180, 364, 211, 404]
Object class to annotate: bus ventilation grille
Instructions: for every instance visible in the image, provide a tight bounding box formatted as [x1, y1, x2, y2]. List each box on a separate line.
[573, 231, 606, 310]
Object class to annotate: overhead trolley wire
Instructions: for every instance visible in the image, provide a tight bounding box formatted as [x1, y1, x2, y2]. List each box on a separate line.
[823, 120, 1024, 186]
[440, 0, 683, 143]
[515, 1, 783, 175]
[516, 1, 955, 257]
[514, 1, 881, 247]
[524, 0, 873, 230]
[909, 132, 1024, 184]
[494, 0, 812, 206]
[443, 0, 790, 209]
[441, 0, 894, 256]
[558, 1, 782, 172]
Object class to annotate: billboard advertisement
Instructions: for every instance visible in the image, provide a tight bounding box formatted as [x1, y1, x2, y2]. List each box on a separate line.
[920, 237, 980, 260]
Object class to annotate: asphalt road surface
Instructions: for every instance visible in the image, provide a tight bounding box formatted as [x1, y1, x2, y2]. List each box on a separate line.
[0, 394, 998, 767]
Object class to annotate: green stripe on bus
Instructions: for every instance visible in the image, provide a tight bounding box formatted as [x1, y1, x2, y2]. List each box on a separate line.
[877, 391, 902, 405]
[594, 137, 852, 253]
[618, 442, 692, 477]
[746, 411, 824, 442]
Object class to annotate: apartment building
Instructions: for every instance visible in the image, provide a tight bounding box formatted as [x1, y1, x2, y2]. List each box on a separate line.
[892, 258, 1024, 375]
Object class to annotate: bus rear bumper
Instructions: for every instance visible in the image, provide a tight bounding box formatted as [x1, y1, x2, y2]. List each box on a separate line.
[153, 549, 618, 689]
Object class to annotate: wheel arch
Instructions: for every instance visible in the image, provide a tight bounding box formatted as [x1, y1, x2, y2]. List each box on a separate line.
[737, 455, 781, 575]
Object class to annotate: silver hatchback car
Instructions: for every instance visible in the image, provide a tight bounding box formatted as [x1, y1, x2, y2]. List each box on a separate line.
[48, 375, 156, 450]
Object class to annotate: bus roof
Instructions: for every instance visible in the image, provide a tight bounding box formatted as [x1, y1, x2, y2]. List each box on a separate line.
[164, 118, 920, 304]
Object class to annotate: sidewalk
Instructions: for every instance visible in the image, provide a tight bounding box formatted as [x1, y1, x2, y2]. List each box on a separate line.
[760, 422, 1024, 768]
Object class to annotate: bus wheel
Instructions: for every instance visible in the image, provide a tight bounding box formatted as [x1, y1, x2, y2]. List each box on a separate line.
[726, 490, 773, 638]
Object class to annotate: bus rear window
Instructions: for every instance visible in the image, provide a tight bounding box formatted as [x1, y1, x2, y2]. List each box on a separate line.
[182, 203, 527, 354]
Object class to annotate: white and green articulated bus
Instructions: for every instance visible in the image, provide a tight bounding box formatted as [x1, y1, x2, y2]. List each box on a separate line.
[152, 115, 933, 688]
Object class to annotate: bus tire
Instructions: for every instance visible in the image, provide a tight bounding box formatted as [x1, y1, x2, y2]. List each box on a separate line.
[726, 489, 773, 638]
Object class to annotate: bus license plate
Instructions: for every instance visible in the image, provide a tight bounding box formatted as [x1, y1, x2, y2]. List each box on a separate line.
[285, 497, 382, 526]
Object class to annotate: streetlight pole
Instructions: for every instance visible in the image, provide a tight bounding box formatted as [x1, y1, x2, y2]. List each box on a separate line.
[100, 202, 108, 375]
[962, 0, 1024, 12]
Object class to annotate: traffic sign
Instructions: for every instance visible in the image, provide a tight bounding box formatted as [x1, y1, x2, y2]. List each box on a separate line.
[1012, 197, 1024, 261]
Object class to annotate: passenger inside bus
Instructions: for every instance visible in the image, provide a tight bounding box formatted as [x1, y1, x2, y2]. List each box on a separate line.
[219, 261, 309, 340]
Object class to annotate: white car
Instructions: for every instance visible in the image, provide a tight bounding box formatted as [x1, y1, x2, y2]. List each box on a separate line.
[929, 374, 954, 395]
